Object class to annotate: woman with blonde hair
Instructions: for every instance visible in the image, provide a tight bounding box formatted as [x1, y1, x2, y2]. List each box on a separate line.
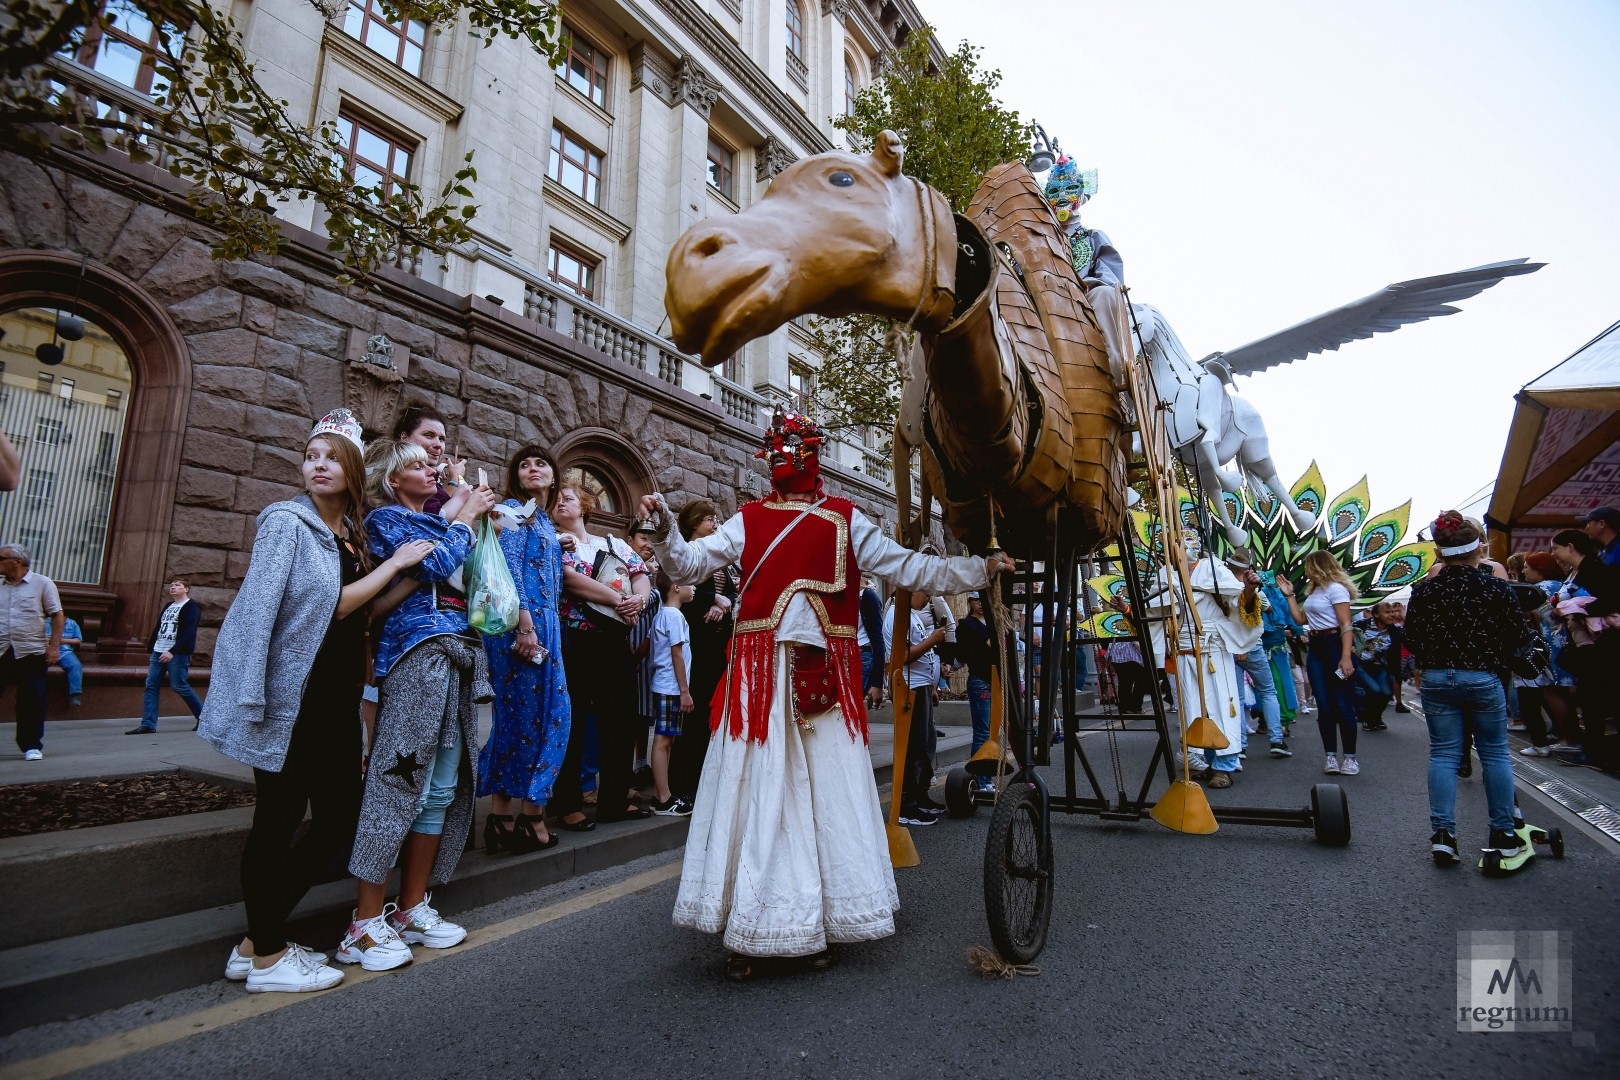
[1282, 550, 1362, 775]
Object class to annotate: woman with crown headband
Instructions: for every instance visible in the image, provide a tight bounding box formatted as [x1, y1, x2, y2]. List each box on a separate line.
[199, 410, 437, 993]
[639, 408, 1014, 980]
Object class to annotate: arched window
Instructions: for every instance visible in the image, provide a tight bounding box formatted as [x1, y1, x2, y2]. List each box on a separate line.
[844, 55, 857, 115]
[786, 0, 804, 61]
[553, 427, 657, 537]
[0, 307, 133, 585]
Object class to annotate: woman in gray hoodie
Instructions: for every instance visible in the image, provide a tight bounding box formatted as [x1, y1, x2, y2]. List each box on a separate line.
[198, 410, 435, 994]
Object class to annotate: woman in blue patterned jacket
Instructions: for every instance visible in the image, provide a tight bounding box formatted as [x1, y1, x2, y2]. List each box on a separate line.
[337, 439, 495, 972]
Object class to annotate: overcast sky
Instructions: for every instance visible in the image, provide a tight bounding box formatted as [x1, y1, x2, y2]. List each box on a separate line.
[917, 0, 1620, 538]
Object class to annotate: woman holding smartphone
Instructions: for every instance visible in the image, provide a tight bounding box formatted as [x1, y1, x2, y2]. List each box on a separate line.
[1282, 551, 1361, 776]
[479, 445, 571, 853]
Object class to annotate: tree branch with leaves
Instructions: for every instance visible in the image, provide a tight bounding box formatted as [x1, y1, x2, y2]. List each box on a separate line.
[0, 0, 566, 282]
[810, 30, 1030, 436]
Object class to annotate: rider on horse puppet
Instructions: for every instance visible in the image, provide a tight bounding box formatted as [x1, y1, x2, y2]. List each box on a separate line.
[640, 407, 1013, 980]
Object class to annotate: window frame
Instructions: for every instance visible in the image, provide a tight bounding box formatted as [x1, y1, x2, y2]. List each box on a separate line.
[786, 0, 804, 62]
[546, 240, 599, 301]
[555, 24, 609, 109]
[342, 0, 429, 77]
[548, 124, 605, 207]
[71, 0, 175, 96]
[334, 109, 416, 199]
[788, 362, 813, 415]
[706, 134, 736, 201]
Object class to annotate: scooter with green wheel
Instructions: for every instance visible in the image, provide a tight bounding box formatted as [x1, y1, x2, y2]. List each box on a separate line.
[1479, 804, 1566, 876]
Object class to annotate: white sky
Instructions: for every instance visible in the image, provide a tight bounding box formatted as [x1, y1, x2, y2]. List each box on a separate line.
[917, 0, 1620, 537]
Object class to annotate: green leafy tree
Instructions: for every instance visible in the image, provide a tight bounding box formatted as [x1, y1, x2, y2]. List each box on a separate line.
[809, 30, 1031, 438]
[0, 1, 566, 282]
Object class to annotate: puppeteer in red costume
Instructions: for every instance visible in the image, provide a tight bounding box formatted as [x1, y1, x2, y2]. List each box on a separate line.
[642, 408, 1003, 972]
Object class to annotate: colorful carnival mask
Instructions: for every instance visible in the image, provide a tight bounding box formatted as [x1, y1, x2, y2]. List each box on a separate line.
[1042, 155, 1098, 230]
[757, 406, 826, 495]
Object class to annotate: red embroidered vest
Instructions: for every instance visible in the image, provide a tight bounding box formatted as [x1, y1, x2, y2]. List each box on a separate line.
[715, 497, 868, 742]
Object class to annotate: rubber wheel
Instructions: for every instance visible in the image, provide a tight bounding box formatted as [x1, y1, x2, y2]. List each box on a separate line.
[945, 766, 978, 818]
[983, 781, 1052, 964]
[1482, 849, 1503, 876]
[1548, 827, 1565, 858]
[1310, 783, 1351, 847]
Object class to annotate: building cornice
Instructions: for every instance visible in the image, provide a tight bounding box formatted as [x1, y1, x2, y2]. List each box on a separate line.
[542, 177, 633, 243]
[321, 26, 464, 125]
[652, 0, 831, 155]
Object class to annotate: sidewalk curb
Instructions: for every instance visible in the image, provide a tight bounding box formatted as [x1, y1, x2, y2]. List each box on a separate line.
[0, 728, 969, 1035]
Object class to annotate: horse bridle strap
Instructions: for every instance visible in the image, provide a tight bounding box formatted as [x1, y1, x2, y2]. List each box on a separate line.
[903, 176, 946, 335]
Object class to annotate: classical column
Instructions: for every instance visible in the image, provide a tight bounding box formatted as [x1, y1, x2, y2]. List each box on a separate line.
[622, 43, 679, 329]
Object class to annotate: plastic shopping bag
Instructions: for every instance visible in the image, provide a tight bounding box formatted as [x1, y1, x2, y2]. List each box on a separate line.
[465, 518, 520, 635]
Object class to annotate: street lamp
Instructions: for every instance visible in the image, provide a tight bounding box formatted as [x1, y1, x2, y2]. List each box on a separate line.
[1026, 122, 1058, 175]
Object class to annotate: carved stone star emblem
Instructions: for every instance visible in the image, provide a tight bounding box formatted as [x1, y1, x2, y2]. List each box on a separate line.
[382, 749, 425, 786]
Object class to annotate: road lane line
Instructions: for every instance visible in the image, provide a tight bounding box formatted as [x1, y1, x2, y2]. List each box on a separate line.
[6, 860, 681, 1080]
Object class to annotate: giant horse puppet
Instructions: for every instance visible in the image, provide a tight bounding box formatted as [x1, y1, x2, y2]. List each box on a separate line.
[667, 130, 1127, 559]
[665, 130, 1543, 559]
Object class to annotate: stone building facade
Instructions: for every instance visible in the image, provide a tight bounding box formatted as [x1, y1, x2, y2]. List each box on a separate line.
[0, 0, 937, 714]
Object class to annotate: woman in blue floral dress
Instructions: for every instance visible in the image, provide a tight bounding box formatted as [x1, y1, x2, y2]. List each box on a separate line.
[478, 445, 572, 853]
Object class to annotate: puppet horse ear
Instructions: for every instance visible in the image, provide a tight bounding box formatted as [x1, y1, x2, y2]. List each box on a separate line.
[873, 131, 904, 178]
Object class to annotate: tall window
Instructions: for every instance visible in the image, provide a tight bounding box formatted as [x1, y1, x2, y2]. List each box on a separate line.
[342, 0, 428, 76]
[334, 112, 414, 198]
[845, 57, 856, 115]
[549, 125, 604, 206]
[706, 135, 735, 201]
[70, 0, 177, 95]
[555, 26, 609, 108]
[0, 308, 135, 584]
[788, 364, 812, 414]
[786, 0, 804, 62]
[547, 242, 598, 300]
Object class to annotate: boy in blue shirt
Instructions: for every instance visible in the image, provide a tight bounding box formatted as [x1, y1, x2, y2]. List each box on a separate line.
[649, 570, 696, 816]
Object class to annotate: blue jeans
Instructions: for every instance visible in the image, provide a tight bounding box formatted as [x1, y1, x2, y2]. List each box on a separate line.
[1235, 647, 1283, 745]
[410, 728, 464, 836]
[140, 652, 204, 730]
[57, 650, 83, 696]
[1305, 634, 1358, 756]
[1422, 670, 1515, 834]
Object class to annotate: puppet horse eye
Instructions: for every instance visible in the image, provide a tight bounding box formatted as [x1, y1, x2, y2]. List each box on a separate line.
[829, 171, 855, 187]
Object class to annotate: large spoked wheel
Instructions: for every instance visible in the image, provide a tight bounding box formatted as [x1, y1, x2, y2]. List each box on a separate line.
[983, 781, 1052, 964]
[945, 766, 978, 818]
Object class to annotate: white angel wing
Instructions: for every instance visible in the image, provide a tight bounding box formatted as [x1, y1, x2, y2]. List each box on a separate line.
[1213, 258, 1544, 377]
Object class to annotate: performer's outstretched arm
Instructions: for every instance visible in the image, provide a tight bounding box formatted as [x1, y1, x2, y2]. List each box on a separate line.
[647, 499, 745, 585]
[851, 510, 992, 596]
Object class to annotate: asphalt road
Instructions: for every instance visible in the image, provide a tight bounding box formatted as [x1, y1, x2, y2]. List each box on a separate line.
[2, 708, 1614, 1079]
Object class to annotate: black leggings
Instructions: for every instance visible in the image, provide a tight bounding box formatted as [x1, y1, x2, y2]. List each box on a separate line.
[553, 628, 638, 818]
[241, 701, 363, 956]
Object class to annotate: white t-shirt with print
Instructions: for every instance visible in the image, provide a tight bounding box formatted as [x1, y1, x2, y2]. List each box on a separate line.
[1303, 582, 1351, 631]
[153, 601, 187, 653]
[650, 604, 692, 695]
[883, 602, 939, 690]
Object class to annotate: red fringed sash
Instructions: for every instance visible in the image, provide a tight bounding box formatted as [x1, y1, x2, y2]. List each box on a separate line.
[711, 632, 869, 744]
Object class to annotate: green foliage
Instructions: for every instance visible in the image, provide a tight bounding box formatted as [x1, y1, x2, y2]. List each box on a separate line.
[810, 30, 1031, 440]
[0, 1, 565, 282]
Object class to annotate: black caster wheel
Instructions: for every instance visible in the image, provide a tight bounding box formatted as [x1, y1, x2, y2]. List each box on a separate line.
[1549, 827, 1565, 858]
[1311, 783, 1351, 847]
[983, 781, 1052, 964]
[1482, 849, 1504, 876]
[945, 766, 978, 818]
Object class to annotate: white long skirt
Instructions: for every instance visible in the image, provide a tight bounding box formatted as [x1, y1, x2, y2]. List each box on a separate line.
[672, 645, 899, 956]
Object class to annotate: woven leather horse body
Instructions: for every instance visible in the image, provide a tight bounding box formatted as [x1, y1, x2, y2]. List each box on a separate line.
[916, 162, 1127, 557]
[664, 134, 1127, 560]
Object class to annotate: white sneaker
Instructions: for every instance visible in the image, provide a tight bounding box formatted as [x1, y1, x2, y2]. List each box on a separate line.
[1519, 745, 1551, 757]
[1339, 756, 1360, 776]
[245, 943, 343, 993]
[388, 893, 467, 949]
[1323, 754, 1339, 775]
[335, 906, 413, 970]
[23, 749, 42, 761]
[224, 945, 252, 981]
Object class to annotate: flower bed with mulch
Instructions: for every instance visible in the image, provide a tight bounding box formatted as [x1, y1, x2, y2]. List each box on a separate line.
[0, 773, 256, 838]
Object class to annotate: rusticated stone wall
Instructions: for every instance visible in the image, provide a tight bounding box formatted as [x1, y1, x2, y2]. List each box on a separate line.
[0, 151, 905, 665]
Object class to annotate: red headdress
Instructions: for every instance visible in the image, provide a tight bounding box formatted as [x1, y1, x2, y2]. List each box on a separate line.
[756, 405, 826, 497]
